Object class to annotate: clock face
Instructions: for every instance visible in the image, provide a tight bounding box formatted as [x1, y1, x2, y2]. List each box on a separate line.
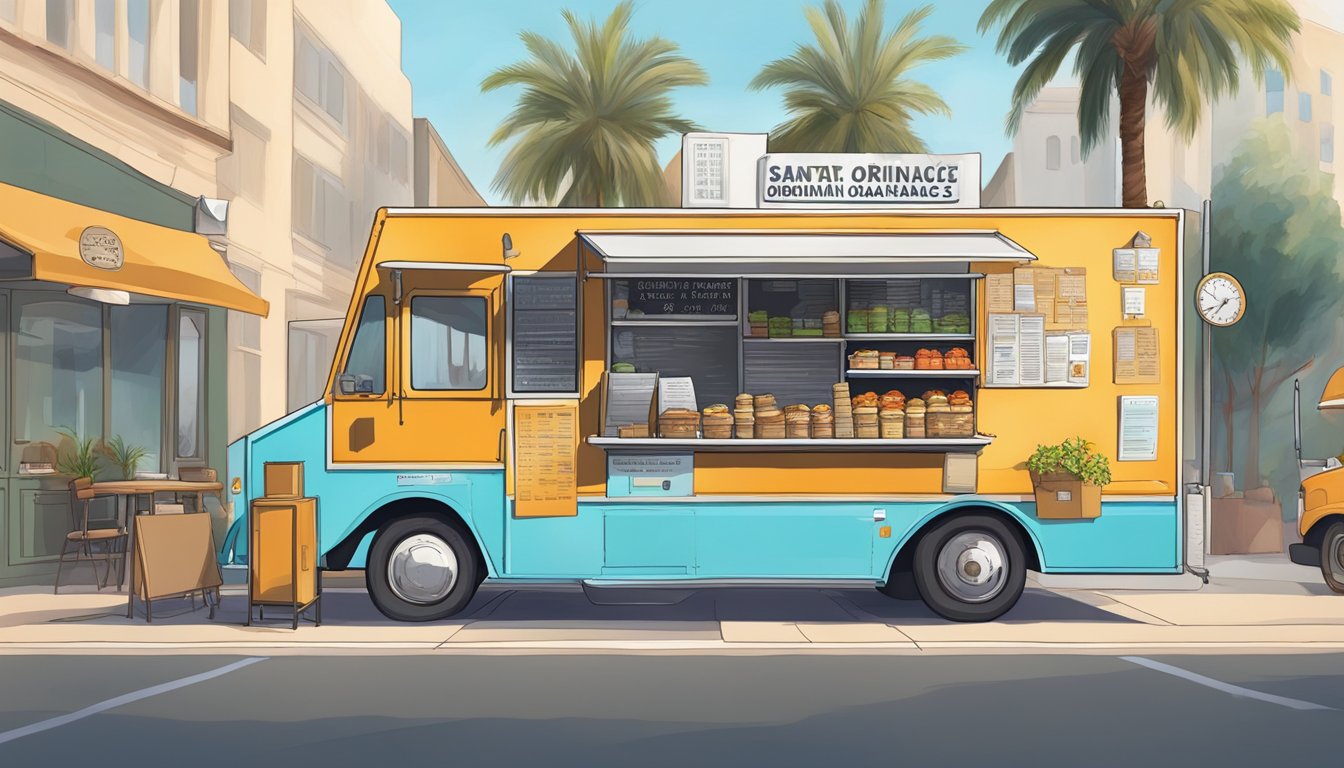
[1197, 274, 1245, 326]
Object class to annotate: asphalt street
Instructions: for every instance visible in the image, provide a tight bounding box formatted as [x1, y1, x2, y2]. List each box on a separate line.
[0, 652, 1339, 767]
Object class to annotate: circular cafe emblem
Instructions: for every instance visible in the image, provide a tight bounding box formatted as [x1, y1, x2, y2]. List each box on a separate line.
[78, 226, 124, 270]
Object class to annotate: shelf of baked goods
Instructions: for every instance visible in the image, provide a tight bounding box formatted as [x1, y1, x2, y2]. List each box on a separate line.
[846, 369, 980, 377]
[587, 436, 993, 452]
[592, 386, 989, 453]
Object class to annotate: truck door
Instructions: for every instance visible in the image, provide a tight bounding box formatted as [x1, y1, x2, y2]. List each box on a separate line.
[329, 265, 507, 466]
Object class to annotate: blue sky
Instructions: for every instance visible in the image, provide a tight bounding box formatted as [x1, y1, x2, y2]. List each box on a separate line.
[388, 0, 1031, 204]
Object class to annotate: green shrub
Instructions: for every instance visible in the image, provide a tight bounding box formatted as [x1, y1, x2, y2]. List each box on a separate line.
[55, 427, 102, 480]
[1026, 436, 1112, 487]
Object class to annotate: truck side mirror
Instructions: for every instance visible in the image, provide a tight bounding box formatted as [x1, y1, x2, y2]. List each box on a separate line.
[337, 374, 357, 395]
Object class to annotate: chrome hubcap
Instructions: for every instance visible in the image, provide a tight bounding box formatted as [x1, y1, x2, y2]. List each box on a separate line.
[1329, 534, 1344, 579]
[387, 533, 458, 605]
[936, 531, 1008, 604]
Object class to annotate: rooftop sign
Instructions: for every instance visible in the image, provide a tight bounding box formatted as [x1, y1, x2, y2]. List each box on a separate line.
[757, 153, 980, 209]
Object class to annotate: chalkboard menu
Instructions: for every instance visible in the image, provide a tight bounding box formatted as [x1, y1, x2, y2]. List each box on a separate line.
[512, 276, 578, 393]
[613, 278, 738, 319]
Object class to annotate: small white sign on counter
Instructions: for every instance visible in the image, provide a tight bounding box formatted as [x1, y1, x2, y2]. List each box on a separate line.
[1118, 395, 1159, 461]
[1122, 287, 1146, 318]
[657, 377, 699, 413]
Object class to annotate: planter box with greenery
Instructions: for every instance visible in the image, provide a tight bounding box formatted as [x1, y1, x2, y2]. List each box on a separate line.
[1026, 437, 1111, 520]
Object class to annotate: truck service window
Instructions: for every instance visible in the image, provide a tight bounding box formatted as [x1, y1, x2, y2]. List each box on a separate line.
[411, 296, 488, 391]
[342, 295, 386, 394]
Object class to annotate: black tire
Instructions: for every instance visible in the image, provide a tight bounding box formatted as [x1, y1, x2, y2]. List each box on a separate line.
[913, 513, 1027, 622]
[877, 568, 921, 600]
[1321, 521, 1344, 594]
[366, 516, 480, 622]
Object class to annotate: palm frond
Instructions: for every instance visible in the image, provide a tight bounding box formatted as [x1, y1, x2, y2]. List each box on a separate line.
[753, 0, 965, 154]
[482, 0, 706, 206]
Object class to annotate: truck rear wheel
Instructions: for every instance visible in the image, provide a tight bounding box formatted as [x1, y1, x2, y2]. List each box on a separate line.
[913, 513, 1026, 622]
[1322, 521, 1344, 594]
[366, 516, 479, 622]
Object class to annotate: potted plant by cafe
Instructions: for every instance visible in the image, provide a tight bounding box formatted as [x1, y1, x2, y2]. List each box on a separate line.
[1026, 437, 1111, 519]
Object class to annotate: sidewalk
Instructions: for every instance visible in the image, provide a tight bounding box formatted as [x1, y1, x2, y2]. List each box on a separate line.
[1, 564, 1341, 654]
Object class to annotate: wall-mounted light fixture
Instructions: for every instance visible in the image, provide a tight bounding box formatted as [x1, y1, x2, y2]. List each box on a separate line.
[502, 233, 520, 259]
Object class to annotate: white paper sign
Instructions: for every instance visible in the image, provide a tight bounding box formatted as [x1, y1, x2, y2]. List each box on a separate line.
[1018, 314, 1045, 386]
[1068, 333, 1091, 385]
[657, 377, 698, 413]
[988, 313, 1020, 386]
[1136, 248, 1161, 284]
[1045, 335, 1070, 383]
[1122, 287, 1146, 318]
[1113, 248, 1137, 282]
[1119, 395, 1160, 461]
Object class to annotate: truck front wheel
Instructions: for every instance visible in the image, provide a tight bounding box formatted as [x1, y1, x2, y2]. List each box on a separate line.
[366, 516, 480, 621]
[913, 513, 1026, 622]
[1322, 521, 1344, 594]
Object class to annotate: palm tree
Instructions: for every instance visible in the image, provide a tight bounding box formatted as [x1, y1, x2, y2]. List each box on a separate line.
[481, 1, 707, 207]
[980, 0, 1298, 208]
[749, 1, 965, 154]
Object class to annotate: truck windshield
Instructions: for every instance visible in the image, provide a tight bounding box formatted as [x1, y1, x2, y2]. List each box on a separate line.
[342, 295, 386, 394]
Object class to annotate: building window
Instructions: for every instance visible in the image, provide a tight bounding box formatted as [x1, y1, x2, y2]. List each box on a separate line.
[288, 319, 343, 411]
[1, 0, 16, 24]
[1324, 123, 1335, 164]
[127, 0, 150, 90]
[1070, 136, 1080, 165]
[95, 0, 115, 70]
[230, 0, 266, 58]
[1046, 135, 1061, 170]
[410, 296, 488, 391]
[14, 296, 103, 447]
[179, 0, 199, 115]
[176, 309, 206, 460]
[340, 295, 386, 395]
[391, 127, 409, 184]
[233, 121, 267, 204]
[229, 264, 262, 349]
[45, 0, 71, 49]
[110, 305, 167, 473]
[1323, 70, 1333, 97]
[1267, 69, 1285, 115]
[292, 156, 351, 259]
[1301, 92, 1313, 122]
[294, 24, 348, 129]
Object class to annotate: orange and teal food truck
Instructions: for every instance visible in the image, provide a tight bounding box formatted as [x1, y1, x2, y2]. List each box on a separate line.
[223, 205, 1191, 622]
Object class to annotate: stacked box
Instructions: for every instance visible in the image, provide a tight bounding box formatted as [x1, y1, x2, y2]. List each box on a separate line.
[832, 383, 854, 438]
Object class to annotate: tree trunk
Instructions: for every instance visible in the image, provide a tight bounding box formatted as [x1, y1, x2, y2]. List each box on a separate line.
[1112, 20, 1156, 209]
[1246, 365, 1265, 490]
[1117, 65, 1149, 208]
[1222, 364, 1236, 478]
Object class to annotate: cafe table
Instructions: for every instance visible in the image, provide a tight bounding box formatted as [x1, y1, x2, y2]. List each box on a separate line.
[90, 479, 226, 617]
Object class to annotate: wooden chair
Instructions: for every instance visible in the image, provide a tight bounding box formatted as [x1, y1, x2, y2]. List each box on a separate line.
[55, 478, 128, 593]
[176, 467, 217, 514]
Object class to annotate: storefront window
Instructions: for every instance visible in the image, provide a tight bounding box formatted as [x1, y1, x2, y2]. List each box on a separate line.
[176, 309, 206, 459]
[341, 295, 385, 394]
[111, 305, 166, 473]
[410, 296, 488, 391]
[15, 297, 103, 446]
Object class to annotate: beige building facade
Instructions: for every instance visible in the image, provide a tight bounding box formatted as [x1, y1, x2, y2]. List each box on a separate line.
[219, 0, 415, 436]
[0, 0, 261, 583]
[413, 117, 484, 207]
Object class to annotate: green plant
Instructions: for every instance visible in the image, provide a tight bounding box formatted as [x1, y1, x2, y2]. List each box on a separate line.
[104, 435, 149, 481]
[55, 427, 102, 480]
[1026, 437, 1112, 487]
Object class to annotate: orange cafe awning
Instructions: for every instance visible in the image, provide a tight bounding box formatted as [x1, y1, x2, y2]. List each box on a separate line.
[0, 181, 268, 316]
[1319, 367, 1344, 410]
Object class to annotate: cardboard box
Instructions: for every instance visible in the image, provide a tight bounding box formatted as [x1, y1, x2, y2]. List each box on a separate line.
[264, 462, 305, 499]
[1210, 496, 1283, 554]
[1031, 472, 1101, 519]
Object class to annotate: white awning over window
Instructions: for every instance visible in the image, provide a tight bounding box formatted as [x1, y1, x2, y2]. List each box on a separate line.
[579, 230, 1036, 275]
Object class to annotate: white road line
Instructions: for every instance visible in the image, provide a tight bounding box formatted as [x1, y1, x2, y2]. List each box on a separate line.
[0, 657, 267, 746]
[1122, 656, 1336, 712]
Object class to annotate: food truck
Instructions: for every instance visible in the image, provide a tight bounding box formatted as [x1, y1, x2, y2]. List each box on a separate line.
[1292, 372, 1344, 592]
[222, 206, 1191, 623]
